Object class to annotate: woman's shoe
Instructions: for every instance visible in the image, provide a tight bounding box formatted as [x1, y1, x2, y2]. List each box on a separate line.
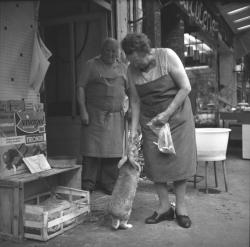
[175, 211, 192, 228]
[145, 207, 175, 224]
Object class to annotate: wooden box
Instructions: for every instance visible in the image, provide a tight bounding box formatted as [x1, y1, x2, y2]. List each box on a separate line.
[24, 186, 90, 241]
[0, 165, 82, 241]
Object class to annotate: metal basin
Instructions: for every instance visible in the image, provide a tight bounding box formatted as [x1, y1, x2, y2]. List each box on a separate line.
[195, 128, 231, 161]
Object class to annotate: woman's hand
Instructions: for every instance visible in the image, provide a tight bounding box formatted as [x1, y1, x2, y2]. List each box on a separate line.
[127, 134, 141, 172]
[80, 111, 89, 125]
[128, 134, 138, 160]
[151, 111, 170, 127]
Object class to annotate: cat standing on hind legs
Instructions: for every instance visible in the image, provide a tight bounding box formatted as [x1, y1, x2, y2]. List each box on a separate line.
[108, 155, 141, 230]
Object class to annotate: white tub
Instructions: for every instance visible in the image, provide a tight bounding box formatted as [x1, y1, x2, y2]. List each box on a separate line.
[195, 128, 231, 161]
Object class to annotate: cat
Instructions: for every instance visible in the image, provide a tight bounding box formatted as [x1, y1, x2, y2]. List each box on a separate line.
[108, 155, 141, 230]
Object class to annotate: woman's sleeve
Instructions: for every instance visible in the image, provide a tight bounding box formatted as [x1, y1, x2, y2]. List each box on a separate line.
[166, 48, 191, 90]
[157, 48, 169, 76]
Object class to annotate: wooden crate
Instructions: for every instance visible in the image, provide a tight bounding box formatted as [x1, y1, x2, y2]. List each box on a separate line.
[0, 165, 82, 241]
[24, 186, 90, 241]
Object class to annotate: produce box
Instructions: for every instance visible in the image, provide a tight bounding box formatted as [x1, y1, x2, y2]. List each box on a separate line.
[14, 111, 46, 136]
[0, 101, 10, 112]
[0, 110, 47, 178]
[0, 112, 15, 137]
[8, 100, 25, 112]
[0, 100, 25, 113]
[0, 111, 46, 137]
[0, 134, 47, 178]
[24, 186, 90, 241]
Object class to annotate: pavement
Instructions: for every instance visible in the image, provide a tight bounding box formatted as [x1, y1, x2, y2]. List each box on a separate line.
[0, 143, 249, 247]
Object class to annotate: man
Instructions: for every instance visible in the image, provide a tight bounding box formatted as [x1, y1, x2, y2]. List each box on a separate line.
[77, 38, 128, 195]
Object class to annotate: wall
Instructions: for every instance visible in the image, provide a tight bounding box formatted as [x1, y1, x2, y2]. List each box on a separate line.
[40, 1, 107, 117]
[0, 1, 40, 104]
[39, 1, 111, 158]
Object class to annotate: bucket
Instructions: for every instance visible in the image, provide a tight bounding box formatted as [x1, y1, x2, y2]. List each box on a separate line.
[195, 128, 231, 161]
[47, 156, 76, 168]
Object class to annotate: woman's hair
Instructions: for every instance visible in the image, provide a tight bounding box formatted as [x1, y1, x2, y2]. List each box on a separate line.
[121, 33, 151, 55]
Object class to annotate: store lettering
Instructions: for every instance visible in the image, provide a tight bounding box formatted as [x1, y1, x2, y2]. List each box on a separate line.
[26, 135, 44, 144]
[180, 0, 218, 35]
[21, 118, 45, 128]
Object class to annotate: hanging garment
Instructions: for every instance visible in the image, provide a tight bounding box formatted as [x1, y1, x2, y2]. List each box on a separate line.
[29, 31, 52, 92]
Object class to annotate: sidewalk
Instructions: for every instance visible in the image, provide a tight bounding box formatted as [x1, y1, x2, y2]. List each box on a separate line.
[0, 144, 249, 247]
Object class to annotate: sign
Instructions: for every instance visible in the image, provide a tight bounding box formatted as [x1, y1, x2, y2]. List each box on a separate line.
[0, 110, 47, 178]
[14, 111, 45, 136]
[0, 133, 47, 178]
[178, 0, 233, 47]
[23, 154, 51, 173]
[179, 0, 218, 35]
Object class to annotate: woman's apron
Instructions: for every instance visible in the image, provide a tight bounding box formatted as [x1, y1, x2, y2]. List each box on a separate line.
[136, 75, 197, 182]
[81, 64, 126, 158]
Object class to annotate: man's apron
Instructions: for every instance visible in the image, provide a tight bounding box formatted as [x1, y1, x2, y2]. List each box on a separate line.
[81, 71, 126, 158]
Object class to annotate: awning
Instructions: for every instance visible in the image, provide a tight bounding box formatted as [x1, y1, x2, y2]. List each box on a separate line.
[216, 1, 250, 58]
[234, 30, 250, 59]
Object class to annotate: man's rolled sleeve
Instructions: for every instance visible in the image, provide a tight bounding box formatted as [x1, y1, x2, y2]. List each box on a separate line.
[77, 59, 93, 88]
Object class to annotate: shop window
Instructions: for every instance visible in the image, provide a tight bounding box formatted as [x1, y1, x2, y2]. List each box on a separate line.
[184, 33, 213, 69]
[235, 55, 250, 105]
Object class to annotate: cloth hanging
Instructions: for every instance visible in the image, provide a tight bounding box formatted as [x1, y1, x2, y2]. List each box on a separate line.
[29, 31, 52, 92]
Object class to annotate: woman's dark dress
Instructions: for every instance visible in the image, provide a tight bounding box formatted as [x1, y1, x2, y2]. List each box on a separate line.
[130, 48, 197, 182]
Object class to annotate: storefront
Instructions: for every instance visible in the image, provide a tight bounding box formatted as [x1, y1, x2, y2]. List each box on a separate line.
[0, 0, 129, 240]
[160, 0, 235, 127]
[142, 0, 250, 158]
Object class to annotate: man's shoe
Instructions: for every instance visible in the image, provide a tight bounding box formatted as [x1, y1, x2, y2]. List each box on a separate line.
[82, 187, 93, 194]
[145, 207, 175, 224]
[82, 181, 95, 193]
[102, 187, 113, 195]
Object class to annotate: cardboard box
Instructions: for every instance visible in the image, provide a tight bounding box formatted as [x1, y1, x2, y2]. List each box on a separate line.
[8, 100, 25, 112]
[0, 112, 15, 137]
[15, 111, 46, 136]
[0, 110, 47, 178]
[0, 100, 43, 113]
[0, 101, 10, 112]
[0, 133, 47, 178]
[0, 112, 15, 124]
[25, 102, 44, 112]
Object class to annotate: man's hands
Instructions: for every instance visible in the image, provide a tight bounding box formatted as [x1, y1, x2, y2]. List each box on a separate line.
[80, 110, 89, 125]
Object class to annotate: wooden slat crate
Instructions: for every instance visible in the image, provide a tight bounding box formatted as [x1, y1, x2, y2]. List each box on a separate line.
[0, 165, 82, 241]
[23, 186, 90, 241]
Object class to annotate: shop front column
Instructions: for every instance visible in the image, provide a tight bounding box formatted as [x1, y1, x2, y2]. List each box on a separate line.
[142, 0, 161, 48]
[164, 17, 185, 63]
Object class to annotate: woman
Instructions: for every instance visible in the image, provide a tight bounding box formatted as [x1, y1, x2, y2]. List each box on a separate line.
[77, 38, 129, 195]
[122, 33, 196, 228]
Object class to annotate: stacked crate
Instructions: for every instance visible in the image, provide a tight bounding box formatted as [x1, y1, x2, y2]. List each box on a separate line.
[24, 186, 90, 241]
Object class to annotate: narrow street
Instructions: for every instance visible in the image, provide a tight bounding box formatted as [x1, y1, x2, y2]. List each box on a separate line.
[1, 144, 249, 247]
